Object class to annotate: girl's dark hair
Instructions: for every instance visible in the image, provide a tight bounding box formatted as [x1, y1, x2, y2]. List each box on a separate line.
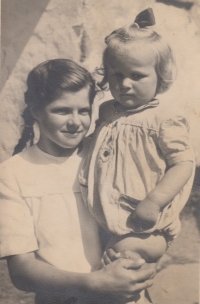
[97, 23, 176, 94]
[13, 59, 96, 155]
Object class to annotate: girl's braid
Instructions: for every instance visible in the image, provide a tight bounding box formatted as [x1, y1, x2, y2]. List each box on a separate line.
[12, 103, 35, 155]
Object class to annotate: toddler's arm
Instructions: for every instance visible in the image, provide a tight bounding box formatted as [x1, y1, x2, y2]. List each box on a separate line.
[134, 161, 193, 229]
[7, 251, 155, 303]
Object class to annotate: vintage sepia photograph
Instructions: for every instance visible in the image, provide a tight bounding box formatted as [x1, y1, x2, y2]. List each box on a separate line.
[0, 1, 200, 303]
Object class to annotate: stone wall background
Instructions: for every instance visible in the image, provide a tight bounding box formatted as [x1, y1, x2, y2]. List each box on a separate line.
[1, 0, 200, 163]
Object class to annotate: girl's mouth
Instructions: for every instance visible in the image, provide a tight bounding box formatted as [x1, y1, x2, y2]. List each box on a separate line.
[62, 130, 82, 137]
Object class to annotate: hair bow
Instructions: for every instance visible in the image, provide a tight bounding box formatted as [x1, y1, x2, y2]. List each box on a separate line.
[134, 7, 155, 28]
[104, 8, 155, 44]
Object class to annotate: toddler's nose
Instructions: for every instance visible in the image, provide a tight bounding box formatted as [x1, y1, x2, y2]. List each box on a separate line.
[121, 77, 132, 88]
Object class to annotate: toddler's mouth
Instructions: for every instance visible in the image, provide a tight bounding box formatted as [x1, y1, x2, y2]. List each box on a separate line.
[120, 93, 135, 97]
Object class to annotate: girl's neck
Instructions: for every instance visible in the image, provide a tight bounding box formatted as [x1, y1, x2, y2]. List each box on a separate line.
[37, 140, 83, 158]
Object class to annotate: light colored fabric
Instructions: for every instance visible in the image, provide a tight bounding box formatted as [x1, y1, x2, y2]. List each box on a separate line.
[0, 143, 102, 274]
[80, 99, 195, 237]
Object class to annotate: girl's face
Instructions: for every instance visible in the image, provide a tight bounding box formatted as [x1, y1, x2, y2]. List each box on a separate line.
[35, 87, 91, 156]
[107, 43, 158, 108]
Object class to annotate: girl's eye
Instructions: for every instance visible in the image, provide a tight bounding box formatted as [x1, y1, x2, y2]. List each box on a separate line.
[79, 109, 91, 116]
[58, 110, 70, 115]
[52, 109, 71, 115]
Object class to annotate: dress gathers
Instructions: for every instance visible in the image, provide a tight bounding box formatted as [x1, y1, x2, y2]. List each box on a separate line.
[80, 99, 195, 238]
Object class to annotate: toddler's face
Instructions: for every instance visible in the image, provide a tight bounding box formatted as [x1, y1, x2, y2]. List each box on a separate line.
[107, 43, 158, 108]
[35, 86, 91, 156]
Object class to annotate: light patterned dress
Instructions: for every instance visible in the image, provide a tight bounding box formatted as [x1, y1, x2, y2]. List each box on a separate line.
[80, 99, 195, 239]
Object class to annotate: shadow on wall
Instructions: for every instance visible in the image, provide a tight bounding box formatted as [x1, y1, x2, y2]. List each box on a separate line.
[1, 0, 51, 91]
[156, 0, 194, 10]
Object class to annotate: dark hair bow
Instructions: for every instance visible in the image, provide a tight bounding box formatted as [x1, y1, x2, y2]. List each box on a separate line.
[105, 8, 155, 44]
[134, 7, 155, 28]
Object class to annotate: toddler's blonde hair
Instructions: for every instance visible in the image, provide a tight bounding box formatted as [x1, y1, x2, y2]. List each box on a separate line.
[98, 22, 176, 94]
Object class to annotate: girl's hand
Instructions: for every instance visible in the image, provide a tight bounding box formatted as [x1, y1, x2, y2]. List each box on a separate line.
[91, 257, 155, 303]
[133, 198, 160, 230]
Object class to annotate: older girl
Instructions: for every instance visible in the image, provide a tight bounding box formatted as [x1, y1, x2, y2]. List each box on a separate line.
[0, 59, 155, 304]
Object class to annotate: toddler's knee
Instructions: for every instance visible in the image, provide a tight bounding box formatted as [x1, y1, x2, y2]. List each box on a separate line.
[106, 233, 167, 263]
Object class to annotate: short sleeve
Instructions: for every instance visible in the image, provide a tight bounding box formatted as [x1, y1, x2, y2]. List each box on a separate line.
[158, 115, 194, 167]
[0, 161, 38, 258]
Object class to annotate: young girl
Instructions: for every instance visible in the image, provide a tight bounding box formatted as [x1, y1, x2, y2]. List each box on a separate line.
[0, 59, 155, 304]
[80, 8, 195, 269]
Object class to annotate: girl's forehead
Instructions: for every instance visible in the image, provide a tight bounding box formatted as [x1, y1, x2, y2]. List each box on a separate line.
[48, 87, 91, 108]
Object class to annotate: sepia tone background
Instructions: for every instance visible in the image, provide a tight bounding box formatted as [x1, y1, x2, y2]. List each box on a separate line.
[0, 0, 200, 303]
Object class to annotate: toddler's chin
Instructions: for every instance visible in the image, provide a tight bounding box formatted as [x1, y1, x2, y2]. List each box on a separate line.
[119, 100, 138, 109]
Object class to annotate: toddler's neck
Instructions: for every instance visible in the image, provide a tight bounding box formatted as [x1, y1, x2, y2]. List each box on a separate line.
[114, 98, 158, 113]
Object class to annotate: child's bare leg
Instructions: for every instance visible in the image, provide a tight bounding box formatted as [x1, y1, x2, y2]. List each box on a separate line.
[104, 233, 166, 303]
[106, 232, 167, 263]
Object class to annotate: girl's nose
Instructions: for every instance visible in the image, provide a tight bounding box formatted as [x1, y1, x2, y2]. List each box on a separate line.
[67, 113, 81, 127]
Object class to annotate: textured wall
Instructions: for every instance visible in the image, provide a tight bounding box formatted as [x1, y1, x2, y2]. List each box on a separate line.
[1, 0, 200, 163]
[1, 0, 51, 91]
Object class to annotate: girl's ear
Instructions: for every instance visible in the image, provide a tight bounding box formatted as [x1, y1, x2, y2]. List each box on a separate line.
[30, 107, 40, 120]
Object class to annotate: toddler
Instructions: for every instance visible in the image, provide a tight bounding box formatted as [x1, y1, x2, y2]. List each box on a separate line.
[80, 8, 195, 265]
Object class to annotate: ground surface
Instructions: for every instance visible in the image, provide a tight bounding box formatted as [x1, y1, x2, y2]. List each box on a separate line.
[0, 169, 199, 304]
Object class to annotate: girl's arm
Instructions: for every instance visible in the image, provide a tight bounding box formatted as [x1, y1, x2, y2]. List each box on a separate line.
[134, 161, 193, 229]
[7, 251, 155, 303]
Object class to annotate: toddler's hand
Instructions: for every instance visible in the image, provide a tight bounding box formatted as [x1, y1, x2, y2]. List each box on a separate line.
[133, 198, 160, 230]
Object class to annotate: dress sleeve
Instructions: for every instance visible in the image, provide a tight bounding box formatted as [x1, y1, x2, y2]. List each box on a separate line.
[0, 162, 38, 258]
[158, 114, 194, 167]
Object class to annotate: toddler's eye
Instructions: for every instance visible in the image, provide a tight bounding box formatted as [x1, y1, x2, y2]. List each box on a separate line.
[114, 72, 123, 80]
[131, 73, 144, 81]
